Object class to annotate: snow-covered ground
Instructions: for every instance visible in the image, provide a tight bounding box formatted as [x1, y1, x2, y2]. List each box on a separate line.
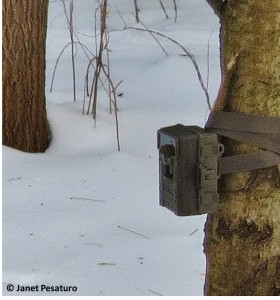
[2, 0, 220, 296]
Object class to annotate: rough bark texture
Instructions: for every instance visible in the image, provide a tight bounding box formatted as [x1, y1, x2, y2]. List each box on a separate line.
[3, 0, 50, 152]
[204, 0, 280, 296]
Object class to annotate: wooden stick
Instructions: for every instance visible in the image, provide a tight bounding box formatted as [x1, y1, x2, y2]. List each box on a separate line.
[189, 229, 199, 236]
[117, 225, 150, 239]
[158, 0, 169, 19]
[70, 197, 105, 202]
[133, 0, 140, 23]
[148, 289, 163, 296]
[173, 0, 178, 22]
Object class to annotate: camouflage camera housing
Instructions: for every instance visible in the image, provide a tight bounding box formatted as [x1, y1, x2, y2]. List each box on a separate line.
[157, 124, 224, 216]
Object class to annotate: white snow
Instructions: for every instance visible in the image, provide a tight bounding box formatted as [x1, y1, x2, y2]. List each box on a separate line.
[2, 0, 220, 296]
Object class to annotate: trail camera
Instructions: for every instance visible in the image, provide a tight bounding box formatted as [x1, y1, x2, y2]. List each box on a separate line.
[157, 124, 223, 216]
[157, 113, 280, 217]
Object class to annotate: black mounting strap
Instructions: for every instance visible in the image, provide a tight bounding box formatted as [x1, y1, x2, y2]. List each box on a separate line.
[205, 112, 280, 175]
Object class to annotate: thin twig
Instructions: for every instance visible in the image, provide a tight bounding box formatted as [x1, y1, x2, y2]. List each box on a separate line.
[86, 6, 100, 116]
[133, 0, 140, 23]
[100, 63, 121, 151]
[189, 229, 199, 236]
[126, 25, 211, 110]
[112, 79, 123, 93]
[173, 0, 178, 22]
[69, 0, 76, 101]
[70, 197, 105, 202]
[116, 6, 127, 29]
[50, 41, 94, 93]
[98, 262, 116, 266]
[84, 0, 121, 151]
[105, 25, 113, 113]
[85, 57, 96, 97]
[60, 0, 110, 108]
[84, 59, 112, 114]
[84, 57, 120, 115]
[148, 289, 163, 296]
[132, 14, 168, 56]
[117, 225, 150, 239]
[158, 0, 169, 19]
[92, 0, 108, 121]
[50, 42, 72, 93]
[84, 242, 103, 247]
[54, 0, 121, 151]
[61, 0, 77, 101]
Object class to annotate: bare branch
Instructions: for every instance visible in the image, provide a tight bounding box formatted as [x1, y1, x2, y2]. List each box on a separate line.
[158, 0, 169, 19]
[126, 25, 212, 110]
[133, 15, 168, 56]
[133, 0, 140, 23]
[116, 6, 127, 29]
[61, 0, 77, 101]
[117, 225, 150, 239]
[173, 0, 178, 22]
[50, 41, 94, 93]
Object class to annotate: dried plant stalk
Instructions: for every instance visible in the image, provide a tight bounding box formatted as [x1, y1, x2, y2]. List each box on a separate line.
[173, 0, 178, 22]
[127, 24, 212, 110]
[61, 0, 77, 101]
[85, 0, 121, 150]
[158, 0, 169, 19]
[52, 0, 121, 151]
[133, 0, 140, 23]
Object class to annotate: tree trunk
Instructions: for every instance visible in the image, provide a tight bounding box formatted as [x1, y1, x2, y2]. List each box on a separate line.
[3, 0, 50, 153]
[204, 0, 280, 296]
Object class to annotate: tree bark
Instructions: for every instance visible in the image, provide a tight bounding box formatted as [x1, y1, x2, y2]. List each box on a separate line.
[204, 0, 280, 296]
[3, 0, 50, 152]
